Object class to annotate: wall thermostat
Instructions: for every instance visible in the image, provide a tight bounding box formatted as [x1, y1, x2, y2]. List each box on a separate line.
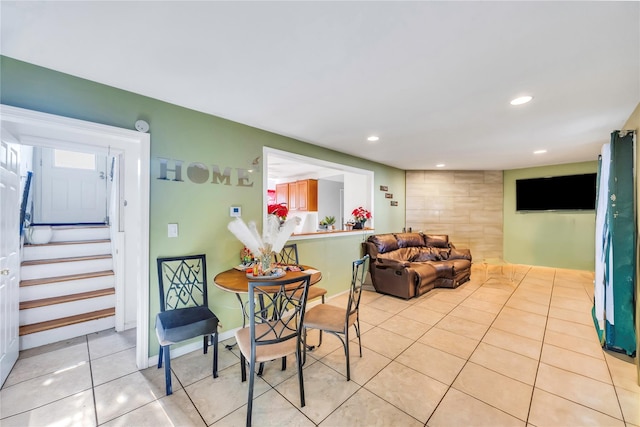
[230, 206, 241, 217]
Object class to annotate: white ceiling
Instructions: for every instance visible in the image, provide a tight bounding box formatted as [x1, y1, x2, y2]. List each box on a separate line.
[1, 1, 638, 171]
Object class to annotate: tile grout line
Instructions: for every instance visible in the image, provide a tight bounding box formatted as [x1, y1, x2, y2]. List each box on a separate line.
[87, 334, 99, 427]
[523, 267, 556, 426]
[170, 362, 211, 427]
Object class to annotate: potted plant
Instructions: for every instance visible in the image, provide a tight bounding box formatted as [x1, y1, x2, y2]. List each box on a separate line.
[322, 216, 336, 230]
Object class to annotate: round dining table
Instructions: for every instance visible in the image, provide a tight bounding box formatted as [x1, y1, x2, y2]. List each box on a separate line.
[213, 265, 322, 294]
[213, 265, 323, 349]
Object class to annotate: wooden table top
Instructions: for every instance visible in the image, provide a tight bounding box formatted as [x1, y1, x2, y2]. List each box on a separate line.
[213, 265, 322, 294]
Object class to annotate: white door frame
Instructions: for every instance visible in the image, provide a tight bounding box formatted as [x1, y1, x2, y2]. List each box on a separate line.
[0, 105, 150, 369]
[0, 130, 21, 386]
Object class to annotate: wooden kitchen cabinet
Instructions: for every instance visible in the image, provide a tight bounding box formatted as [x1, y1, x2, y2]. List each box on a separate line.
[288, 181, 298, 211]
[280, 179, 317, 211]
[275, 183, 289, 205]
[296, 179, 317, 211]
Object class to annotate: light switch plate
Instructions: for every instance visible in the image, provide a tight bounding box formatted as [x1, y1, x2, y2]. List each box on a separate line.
[168, 223, 178, 238]
[230, 206, 241, 217]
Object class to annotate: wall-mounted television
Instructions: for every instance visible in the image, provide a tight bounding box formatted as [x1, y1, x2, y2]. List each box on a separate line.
[516, 173, 597, 212]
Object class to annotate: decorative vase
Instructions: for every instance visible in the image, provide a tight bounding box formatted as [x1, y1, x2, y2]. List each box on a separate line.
[260, 252, 272, 274]
[353, 221, 365, 230]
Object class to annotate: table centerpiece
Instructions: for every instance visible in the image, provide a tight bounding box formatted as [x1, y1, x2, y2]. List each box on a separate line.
[228, 214, 301, 274]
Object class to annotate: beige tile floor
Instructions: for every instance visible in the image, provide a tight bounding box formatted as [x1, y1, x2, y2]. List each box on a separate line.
[2, 264, 639, 426]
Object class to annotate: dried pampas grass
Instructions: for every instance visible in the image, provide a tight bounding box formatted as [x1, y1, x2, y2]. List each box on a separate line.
[228, 215, 301, 257]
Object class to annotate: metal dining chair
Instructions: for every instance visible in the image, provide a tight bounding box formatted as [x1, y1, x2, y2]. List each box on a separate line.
[235, 274, 311, 427]
[275, 243, 299, 266]
[155, 254, 219, 395]
[303, 254, 369, 380]
[276, 243, 328, 347]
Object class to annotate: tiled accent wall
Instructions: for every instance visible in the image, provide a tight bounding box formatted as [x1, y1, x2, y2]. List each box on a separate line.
[405, 170, 503, 263]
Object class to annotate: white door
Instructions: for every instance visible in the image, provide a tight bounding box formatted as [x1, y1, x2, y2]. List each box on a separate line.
[0, 134, 21, 386]
[37, 147, 108, 223]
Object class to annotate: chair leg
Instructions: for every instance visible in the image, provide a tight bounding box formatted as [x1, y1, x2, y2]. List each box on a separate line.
[317, 295, 325, 348]
[257, 362, 265, 376]
[302, 328, 307, 365]
[296, 345, 306, 407]
[240, 353, 247, 382]
[281, 356, 287, 371]
[213, 333, 219, 378]
[344, 329, 351, 381]
[247, 355, 256, 427]
[158, 345, 163, 369]
[356, 320, 362, 357]
[203, 335, 208, 354]
[163, 345, 173, 395]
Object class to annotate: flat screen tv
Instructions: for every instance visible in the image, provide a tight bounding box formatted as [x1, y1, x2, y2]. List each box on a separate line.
[516, 173, 597, 212]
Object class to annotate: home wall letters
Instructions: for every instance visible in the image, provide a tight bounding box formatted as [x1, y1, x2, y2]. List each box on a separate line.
[157, 157, 254, 187]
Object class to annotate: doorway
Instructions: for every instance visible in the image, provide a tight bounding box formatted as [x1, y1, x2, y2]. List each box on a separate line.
[34, 147, 112, 225]
[0, 105, 150, 369]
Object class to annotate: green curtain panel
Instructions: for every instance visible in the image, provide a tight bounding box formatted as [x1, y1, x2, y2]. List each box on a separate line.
[593, 131, 637, 356]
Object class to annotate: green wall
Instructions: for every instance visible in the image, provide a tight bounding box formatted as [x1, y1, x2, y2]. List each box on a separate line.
[503, 161, 597, 270]
[1, 56, 406, 356]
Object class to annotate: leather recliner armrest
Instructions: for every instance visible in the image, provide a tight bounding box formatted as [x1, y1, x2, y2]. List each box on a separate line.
[409, 263, 438, 282]
[449, 248, 472, 261]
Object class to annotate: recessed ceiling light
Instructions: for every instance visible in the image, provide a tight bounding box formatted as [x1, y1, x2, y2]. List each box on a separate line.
[367, 136, 379, 142]
[436, 163, 445, 168]
[534, 149, 547, 154]
[510, 95, 533, 106]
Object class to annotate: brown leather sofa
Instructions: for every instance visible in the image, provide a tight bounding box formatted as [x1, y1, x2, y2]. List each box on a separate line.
[362, 232, 472, 299]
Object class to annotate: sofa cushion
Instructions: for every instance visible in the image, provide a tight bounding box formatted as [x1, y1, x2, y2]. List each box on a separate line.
[410, 247, 442, 262]
[378, 247, 420, 262]
[424, 234, 449, 248]
[437, 248, 451, 260]
[368, 234, 399, 254]
[424, 261, 454, 278]
[395, 233, 425, 248]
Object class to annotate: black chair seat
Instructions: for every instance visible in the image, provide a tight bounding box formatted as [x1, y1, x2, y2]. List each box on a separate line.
[156, 307, 219, 345]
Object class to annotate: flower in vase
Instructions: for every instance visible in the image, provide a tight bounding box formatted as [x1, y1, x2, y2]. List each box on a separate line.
[267, 203, 289, 222]
[351, 206, 372, 223]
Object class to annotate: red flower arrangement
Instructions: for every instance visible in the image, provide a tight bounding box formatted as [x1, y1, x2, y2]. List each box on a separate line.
[267, 203, 289, 221]
[351, 206, 372, 222]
